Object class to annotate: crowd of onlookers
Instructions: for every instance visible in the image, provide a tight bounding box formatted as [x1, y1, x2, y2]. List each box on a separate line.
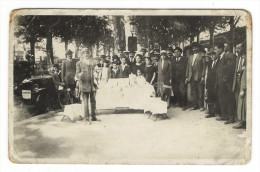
[51, 41, 247, 129]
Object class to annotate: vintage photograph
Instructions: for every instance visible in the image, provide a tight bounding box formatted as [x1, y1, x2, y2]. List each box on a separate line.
[8, 9, 252, 164]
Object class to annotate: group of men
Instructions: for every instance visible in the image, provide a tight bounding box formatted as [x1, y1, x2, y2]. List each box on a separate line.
[53, 41, 247, 129]
[154, 41, 247, 129]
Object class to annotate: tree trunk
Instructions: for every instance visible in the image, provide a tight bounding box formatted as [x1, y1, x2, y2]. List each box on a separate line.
[75, 41, 80, 58]
[209, 28, 215, 47]
[46, 29, 54, 65]
[112, 16, 126, 53]
[230, 16, 235, 54]
[64, 39, 68, 51]
[30, 38, 35, 74]
[197, 33, 200, 43]
[96, 42, 100, 57]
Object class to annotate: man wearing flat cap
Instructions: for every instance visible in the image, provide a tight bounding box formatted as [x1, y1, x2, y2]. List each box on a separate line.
[62, 49, 76, 101]
[172, 47, 188, 110]
[76, 48, 100, 122]
[185, 42, 206, 111]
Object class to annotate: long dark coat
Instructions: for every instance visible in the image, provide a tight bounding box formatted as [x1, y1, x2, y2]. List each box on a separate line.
[76, 59, 97, 92]
[216, 53, 236, 119]
[61, 60, 76, 85]
[205, 59, 218, 103]
[157, 59, 172, 85]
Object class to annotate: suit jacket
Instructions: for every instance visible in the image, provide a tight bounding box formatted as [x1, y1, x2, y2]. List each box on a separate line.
[206, 59, 218, 91]
[52, 73, 63, 89]
[110, 69, 121, 79]
[61, 59, 76, 85]
[185, 52, 205, 82]
[172, 56, 188, 82]
[76, 59, 97, 92]
[157, 59, 172, 85]
[119, 64, 130, 78]
[216, 52, 235, 91]
[232, 53, 246, 92]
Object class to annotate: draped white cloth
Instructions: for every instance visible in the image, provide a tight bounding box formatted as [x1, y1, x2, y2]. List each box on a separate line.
[64, 77, 167, 119]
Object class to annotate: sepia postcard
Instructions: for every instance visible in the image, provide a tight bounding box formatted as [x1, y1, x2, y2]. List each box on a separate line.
[8, 9, 252, 164]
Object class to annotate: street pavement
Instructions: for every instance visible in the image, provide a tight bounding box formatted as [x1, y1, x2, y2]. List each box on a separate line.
[10, 107, 247, 164]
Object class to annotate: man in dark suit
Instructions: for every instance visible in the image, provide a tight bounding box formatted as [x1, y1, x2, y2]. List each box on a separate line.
[157, 51, 172, 102]
[61, 49, 76, 101]
[166, 47, 175, 61]
[119, 56, 130, 78]
[204, 48, 218, 118]
[172, 47, 188, 110]
[215, 42, 236, 124]
[185, 42, 206, 111]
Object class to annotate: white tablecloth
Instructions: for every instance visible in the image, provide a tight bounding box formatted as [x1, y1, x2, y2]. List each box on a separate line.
[64, 78, 167, 119]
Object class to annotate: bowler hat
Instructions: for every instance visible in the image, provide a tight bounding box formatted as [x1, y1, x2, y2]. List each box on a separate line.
[207, 48, 216, 55]
[173, 47, 183, 53]
[153, 48, 160, 55]
[65, 49, 73, 55]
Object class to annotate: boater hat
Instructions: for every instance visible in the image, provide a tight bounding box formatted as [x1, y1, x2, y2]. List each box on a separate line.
[160, 50, 167, 56]
[81, 48, 90, 54]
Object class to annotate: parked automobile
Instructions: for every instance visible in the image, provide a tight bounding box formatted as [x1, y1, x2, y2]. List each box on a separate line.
[16, 75, 56, 115]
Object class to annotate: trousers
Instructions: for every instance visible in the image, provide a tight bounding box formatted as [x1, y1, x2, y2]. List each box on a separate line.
[190, 78, 203, 108]
[82, 91, 96, 119]
[173, 80, 187, 107]
[217, 82, 236, 120]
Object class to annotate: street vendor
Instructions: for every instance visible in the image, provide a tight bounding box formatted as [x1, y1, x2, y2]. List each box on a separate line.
[76, 48, 100, 122]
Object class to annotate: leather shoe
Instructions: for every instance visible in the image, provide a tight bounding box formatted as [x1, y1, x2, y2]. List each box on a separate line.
[205, 114, 215, 118]
[233, 122, 246, 129]
[92, 118, 101, 122]
[200, 108, 205, 112]
[189, 107, 198, 111]
[216, 117, 225, 121]
[182, 107, 188, 111]
[224, 119, 235, 125]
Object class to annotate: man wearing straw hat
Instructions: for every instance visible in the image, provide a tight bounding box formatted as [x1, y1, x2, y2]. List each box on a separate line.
[185, 42, 206, 111]
[76, 48, 100, 122]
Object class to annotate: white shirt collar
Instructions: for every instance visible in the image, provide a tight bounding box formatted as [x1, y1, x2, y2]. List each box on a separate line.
[220, 52, 225, 59]
[112, 68, 118, 72]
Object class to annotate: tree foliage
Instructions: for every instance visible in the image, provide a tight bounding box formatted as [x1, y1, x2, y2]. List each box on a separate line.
[14, 15, 112, 64]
